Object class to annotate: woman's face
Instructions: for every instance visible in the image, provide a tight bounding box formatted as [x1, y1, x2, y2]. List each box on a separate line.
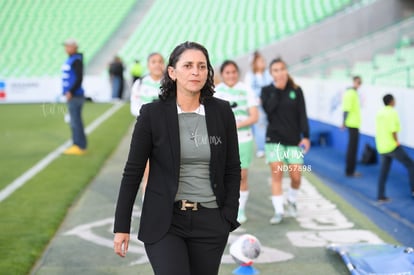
[270, 61, 288, 88]
[168, 49, 208, 94]
[221, 64, 239, 88]
[147, 54, 165, 78]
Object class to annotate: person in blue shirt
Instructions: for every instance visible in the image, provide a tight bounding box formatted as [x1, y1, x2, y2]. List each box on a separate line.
[62, 38, 87, 155]
[244, 51, 272, 158]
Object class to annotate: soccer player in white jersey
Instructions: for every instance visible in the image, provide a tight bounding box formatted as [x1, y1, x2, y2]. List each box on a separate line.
[215, 60, 259, 223]
[130, 52, 165, 199]
[130, 52, 165, 116]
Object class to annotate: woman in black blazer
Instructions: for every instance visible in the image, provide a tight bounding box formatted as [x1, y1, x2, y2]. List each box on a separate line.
[113, 41, 241, 275]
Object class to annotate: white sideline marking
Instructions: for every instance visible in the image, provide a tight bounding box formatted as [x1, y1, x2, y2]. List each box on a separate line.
[0, 102, 125, 202]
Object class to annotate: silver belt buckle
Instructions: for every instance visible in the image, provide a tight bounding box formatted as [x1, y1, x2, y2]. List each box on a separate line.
[180, 199, 198, 211]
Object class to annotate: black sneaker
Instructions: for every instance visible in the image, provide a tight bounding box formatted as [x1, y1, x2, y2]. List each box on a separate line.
[377, 197, 391, 203]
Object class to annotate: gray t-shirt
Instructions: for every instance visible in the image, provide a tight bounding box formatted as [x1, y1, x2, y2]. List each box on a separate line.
[175, 104, 218, 208]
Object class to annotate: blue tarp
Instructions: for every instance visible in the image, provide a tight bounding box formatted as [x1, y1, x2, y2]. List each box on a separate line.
[328, 243, 414, 275]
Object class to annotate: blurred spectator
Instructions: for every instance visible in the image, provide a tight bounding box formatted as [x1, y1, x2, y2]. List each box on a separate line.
[342, 76, 362, 177]
[244, 51, 272, 158]
[109, 56, 125, 100]
[375, 94, 414, 202]
[61, 38, 87, 155]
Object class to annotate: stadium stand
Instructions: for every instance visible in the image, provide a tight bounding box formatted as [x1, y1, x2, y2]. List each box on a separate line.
[328, 43, 414, 88]
[290, 15, 414, 88]
[0, 0, 137, 77]
[4, 0, 384, 78]
[118, 0, 352, 69]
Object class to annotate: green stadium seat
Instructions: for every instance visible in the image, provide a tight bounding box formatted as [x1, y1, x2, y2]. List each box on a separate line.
[329, 68, 350, 80]
[2, 0, 352, 77]
[0, 0, 137, 77]
[121, 0, 350, 67]
[326, 44, 414, 87]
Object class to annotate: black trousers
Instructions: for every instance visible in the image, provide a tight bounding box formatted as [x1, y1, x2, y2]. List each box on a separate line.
[346, 127, 359, 175]
[144, 205, 230, 275]
[378, 146, 414, 199]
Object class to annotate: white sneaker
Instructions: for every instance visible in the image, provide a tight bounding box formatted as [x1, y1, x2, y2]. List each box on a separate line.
[270, 213, 283, 224]
[237, 209, 247, 224]
[286, 200, 297, 218]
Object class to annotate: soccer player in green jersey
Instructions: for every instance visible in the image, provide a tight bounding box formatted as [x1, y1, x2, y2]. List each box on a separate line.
[130, 52, 165, 117]
[130, 52, 165, 199]
[216, 60, 259, 224]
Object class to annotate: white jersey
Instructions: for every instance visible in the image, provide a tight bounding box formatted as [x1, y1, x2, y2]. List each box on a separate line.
[215, 81, 258, 143]
[130, 75, 161, 116]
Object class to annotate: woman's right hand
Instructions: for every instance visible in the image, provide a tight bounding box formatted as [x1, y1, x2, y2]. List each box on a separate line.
[114, 233, 130, 257]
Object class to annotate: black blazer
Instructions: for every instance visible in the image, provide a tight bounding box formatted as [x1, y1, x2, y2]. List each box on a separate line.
[114, 95, 241, 244]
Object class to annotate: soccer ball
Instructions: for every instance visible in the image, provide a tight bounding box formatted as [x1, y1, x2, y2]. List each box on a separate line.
[230, 234, 262, 266]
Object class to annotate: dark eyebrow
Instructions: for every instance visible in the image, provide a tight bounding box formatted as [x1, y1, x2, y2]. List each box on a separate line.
[182, 61, 207, 65]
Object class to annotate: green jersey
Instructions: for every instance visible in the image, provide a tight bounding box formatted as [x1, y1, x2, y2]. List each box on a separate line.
[215, 81, 258, 143]
[342, 88, 361, 128]
[130, 75, 160, 116]
[130, 62, 144, 78]
[375, 106, 400, 154]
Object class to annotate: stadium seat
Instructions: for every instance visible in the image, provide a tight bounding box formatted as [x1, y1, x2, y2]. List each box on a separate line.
[2, 0, 352, 77]
[325, 44, 414, 87]
[118, 0, 352, 72]
[0, 0, 137, 77]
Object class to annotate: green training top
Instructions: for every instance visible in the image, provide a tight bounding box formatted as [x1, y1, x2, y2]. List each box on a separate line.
[130, 62, 144, 77]
[342, 88, 361, 128]
[215, 81, 258, 143]
[375, 105, 400, 154]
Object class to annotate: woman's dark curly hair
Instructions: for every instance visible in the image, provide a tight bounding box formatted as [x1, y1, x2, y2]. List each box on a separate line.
[159, 41, 215, 102]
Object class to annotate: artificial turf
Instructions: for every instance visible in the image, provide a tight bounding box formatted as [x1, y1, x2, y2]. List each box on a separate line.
[0, 103, 133, 274]
[0, 103, 113, 190]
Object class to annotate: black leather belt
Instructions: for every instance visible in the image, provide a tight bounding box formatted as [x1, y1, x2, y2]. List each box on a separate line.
[175, 200, 200, 211]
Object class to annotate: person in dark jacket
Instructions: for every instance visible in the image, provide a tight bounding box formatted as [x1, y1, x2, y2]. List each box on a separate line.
[261, 57, 310, 224]
[113, 41, 241, 275]
[109, 56, 125, 100]
[62, 38, 87, 155]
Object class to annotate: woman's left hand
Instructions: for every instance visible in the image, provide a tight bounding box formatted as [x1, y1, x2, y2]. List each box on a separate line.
[114, 233, 130, 257]
[298, 138, 310, 154]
